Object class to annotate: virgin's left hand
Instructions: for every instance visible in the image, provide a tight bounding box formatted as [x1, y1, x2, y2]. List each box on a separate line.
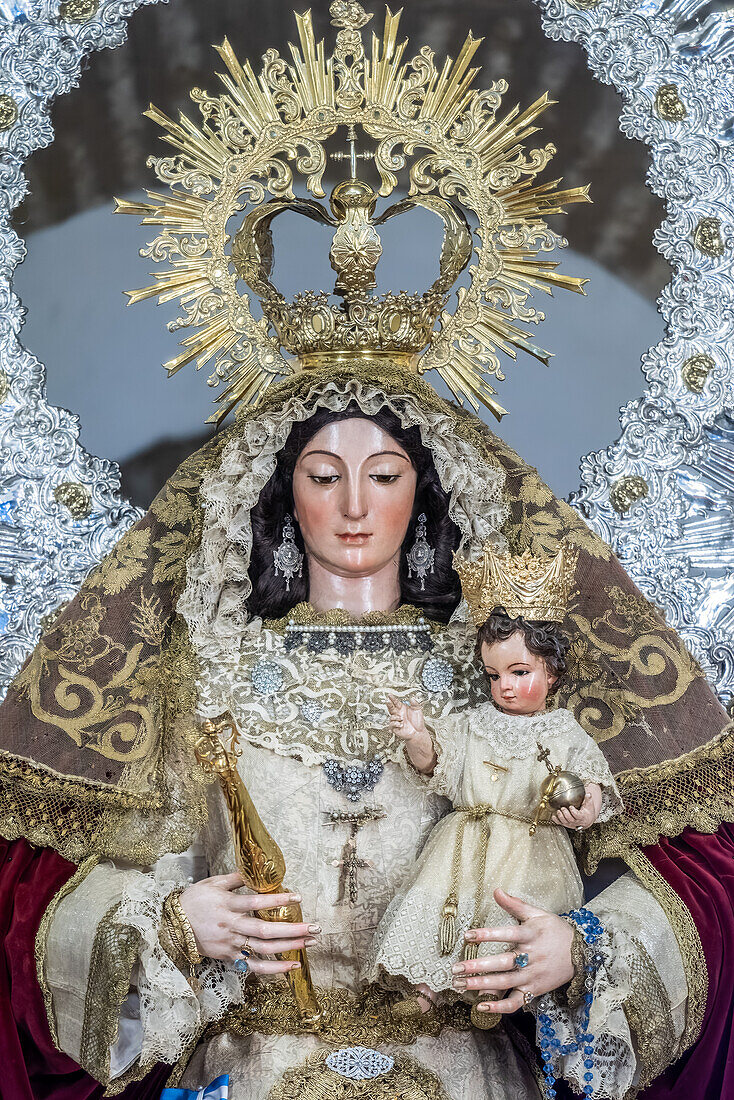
[452, 888, 574, 1016]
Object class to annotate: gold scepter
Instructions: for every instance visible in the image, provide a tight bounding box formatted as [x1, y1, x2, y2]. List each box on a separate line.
[194, 712, 322, 1030]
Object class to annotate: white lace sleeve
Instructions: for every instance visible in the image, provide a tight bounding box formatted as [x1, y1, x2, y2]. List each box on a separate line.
[395, 710, 468, 802]
[112, 860, 244, 1073]
[558, 712, 624, 822]
[533, 870, 688, 1099]
[534, 924, 637, 1100]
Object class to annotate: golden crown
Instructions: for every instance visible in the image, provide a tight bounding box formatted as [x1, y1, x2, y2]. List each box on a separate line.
[117, 2, 589, 422]
[454, 543, 578, 626]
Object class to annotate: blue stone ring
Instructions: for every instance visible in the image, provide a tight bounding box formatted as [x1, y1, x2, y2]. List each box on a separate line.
[235, 940, 253, 974]
[514, 952, 529, 969]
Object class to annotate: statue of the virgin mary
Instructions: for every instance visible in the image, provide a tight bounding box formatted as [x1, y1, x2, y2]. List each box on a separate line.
[1, 5, 733, 1100]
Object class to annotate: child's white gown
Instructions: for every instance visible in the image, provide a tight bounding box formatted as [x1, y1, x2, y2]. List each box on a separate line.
[363, 705, 622, 993]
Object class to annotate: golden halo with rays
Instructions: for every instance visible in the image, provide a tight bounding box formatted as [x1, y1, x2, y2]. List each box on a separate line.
[116, 1, 590, 423]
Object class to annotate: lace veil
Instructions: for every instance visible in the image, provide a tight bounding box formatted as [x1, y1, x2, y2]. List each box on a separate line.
[0, 362, 729, 867]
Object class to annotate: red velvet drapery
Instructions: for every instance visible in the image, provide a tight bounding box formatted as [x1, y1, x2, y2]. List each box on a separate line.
[0, 837, 168, 1100]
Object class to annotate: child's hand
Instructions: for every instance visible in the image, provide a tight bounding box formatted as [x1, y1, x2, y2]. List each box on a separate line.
[387, 695, 437, 775]
[551, 782, 602, 830]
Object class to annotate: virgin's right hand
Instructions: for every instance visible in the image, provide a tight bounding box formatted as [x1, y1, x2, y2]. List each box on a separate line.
[179, 872, 321, 975]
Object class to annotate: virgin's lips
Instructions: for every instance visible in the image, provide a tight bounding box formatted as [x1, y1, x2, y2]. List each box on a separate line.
[337, 532, 372, 543]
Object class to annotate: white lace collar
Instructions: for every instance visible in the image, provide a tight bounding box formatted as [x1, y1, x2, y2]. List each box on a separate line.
[467, 704, 571, 760]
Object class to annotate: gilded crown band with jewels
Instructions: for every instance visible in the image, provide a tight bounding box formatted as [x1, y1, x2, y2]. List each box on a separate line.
[117, 1, 589, 423]
[453, 543, 579, 626]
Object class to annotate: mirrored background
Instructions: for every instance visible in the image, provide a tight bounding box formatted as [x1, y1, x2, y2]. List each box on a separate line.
[12, 0, 671, 507]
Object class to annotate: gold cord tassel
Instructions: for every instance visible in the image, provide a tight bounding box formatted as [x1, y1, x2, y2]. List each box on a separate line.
[439, 891, 459, 956]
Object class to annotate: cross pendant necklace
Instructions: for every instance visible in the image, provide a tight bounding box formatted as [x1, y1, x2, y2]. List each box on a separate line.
[324, 805, 385, 906]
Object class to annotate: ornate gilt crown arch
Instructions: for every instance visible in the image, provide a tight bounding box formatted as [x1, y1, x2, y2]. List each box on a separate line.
[0, 0, 732, 712]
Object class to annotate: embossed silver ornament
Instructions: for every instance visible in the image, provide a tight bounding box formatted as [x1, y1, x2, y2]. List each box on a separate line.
[325, 1046, 394, 1080]
[421, 655, 454, 694]
[406, 513, 435, 591]
[251, 658, 284, 696]
[273, 514, 304, 591]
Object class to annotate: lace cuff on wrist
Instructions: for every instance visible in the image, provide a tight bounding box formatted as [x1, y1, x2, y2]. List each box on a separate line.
[113, 872, 243, 1068]
[534, 921, 637, 1100]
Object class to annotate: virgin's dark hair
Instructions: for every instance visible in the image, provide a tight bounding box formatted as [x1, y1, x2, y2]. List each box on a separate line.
[476, 607, 570, 693]
[246, 403, 462, 623]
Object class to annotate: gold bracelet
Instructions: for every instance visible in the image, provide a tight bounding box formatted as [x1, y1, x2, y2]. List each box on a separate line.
[161, 888, 201, 989]
[562, 925, 589, 1008]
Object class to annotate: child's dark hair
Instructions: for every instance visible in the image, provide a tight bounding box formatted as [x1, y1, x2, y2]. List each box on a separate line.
[476, 606, 570, 694]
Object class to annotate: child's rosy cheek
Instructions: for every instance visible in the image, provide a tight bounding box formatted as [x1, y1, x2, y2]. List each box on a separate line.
[518, 678, 545, 701]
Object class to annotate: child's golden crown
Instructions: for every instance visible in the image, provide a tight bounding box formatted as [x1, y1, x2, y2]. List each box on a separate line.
[453, 543, 578, 626]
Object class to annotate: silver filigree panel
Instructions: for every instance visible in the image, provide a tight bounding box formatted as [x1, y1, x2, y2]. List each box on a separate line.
[0, 0, 732, 707]
[537, 0, 734, 701]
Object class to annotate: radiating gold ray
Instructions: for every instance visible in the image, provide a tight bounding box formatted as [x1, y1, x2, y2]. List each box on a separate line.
[437, 352, 508, 420]
[118, 2, 589, 421]
[164, 317, 235, 376]
[367, 8, 407, 108]
[143, 106, 227, 179]
[419, 44, 481, 133]
[114, 193, 209, 230]
[215, 39, 282, 129]
[502, 259, 589, 296]
[290, 11, 332, 110]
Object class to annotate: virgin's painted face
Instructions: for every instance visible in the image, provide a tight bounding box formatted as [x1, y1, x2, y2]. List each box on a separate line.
[292, 418, 418, 579]
[480, 632, 557, 716]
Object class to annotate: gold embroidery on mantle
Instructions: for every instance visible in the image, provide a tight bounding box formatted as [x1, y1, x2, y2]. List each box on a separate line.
[560, 586, 701, 744]
[623, 848, 707, 1059]
[87, 529, 152, 596]
[577, 724, 734, 870]
[0, 620, 209, 865]
[265, 1049, 452, 1100]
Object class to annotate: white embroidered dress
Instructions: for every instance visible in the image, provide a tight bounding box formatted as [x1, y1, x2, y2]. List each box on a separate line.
[364, 706, 623, 993]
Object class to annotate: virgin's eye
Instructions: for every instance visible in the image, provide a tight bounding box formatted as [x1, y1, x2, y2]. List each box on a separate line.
[487, 673, 499, 682]
[308, 474, 340, 485]
[513, 669, 529, 677]
[370, 473, 402, 484]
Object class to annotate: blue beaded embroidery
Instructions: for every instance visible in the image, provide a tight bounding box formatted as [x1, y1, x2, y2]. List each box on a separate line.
[536, 907, 604, 1099]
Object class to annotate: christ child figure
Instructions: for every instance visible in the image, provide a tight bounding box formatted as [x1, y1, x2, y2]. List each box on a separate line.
[362, 545, 622, 1018]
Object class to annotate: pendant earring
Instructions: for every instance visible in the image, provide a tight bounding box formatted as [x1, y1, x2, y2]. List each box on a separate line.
[406, 513, 435, 591]
[273, 513, 303, 591]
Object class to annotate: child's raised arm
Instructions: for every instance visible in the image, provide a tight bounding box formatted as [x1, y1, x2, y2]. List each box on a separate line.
[387, 695, 437, 775]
